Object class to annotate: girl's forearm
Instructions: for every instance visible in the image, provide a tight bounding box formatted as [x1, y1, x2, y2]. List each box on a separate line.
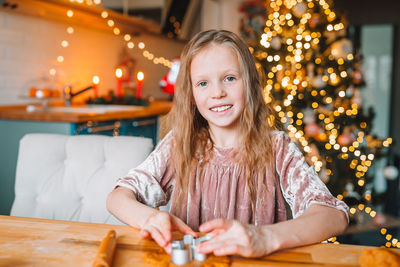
[261, 204, 348, 254]
[106, 186, 158, 229]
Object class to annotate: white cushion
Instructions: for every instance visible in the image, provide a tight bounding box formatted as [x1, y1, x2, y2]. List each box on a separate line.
[10, 133, 153, 225]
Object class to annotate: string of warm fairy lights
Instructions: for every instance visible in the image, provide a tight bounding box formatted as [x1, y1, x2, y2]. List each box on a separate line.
[45, 6, 75, 79]
[63, 0, 173, 69]
[47, 0, 173, 96]
[168, 16, 182, 38]
[381, 228, 400, 248]
[327, 204, 399, 248]
[259, 0, 394, 245]
[67, 0, 173, 68]
[98, 9, 173, 68]
[349, 204, 400, 248]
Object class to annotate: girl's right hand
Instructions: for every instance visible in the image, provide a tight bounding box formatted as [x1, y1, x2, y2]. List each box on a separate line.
[141, 211, 197, 253]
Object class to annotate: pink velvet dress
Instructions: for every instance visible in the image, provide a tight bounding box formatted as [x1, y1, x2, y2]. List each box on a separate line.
[116, 131, 349, 231]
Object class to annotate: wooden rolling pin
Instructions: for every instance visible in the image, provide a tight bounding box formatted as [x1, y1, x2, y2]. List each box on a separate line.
[92, 230, 117, 267]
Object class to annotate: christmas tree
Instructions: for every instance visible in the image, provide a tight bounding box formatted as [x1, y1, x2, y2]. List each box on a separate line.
[239, 0, 393, 229]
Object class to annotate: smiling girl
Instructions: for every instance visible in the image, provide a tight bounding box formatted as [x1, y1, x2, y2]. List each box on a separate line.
[107, 29, 348, 257]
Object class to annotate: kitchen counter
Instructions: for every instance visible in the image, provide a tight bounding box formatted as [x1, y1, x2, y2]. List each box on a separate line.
[0, 100, 173, 123]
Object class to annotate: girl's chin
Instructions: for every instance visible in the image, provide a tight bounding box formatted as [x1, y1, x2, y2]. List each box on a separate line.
[208, 119, 240, 130]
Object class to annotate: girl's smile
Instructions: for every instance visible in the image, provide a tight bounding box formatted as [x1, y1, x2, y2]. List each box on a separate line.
[209, 104, 233, 112]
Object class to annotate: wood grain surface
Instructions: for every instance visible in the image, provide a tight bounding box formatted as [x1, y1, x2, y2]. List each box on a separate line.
[0, 101, 173, 123]
[0, 215, 398, 266]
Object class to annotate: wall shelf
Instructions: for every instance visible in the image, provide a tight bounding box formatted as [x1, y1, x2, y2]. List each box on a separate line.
[3, 0, 162, 35]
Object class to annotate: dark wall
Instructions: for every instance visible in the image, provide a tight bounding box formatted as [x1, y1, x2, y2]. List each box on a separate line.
[390, 26, 400, 156]
[334, 0, 400, 26]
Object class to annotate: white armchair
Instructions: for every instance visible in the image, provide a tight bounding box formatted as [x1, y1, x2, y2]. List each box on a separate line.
[10, 133, 154, 225]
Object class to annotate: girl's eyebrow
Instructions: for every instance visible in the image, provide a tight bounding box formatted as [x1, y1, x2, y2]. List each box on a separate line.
[225, 70, 240, 75]
[220, 66, 241, 73]
[223, 69, 241, 76]
[191, 68, 240, 78]
[191, 74, 207, 81]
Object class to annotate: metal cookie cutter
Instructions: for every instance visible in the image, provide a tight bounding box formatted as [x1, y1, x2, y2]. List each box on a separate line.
[170, 234, 212, 265]
[192, 235, 211, 261]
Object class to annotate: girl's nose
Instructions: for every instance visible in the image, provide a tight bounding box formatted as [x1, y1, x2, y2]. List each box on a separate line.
[210, 85, 227, 99]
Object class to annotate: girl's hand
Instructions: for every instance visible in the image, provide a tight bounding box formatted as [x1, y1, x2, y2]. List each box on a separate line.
[197, 219, 275, 257]
[141, 211, 197, 254]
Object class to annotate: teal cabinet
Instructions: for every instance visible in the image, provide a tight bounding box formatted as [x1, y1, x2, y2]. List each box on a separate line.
[0, 120, 71, 216]
[72, 116, 158, 145]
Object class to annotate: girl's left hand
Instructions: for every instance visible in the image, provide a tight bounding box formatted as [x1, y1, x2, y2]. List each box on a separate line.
[197, 219, 274, 257]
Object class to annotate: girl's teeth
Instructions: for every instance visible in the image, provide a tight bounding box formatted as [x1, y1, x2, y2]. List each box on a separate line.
[211, 105, 231, 112]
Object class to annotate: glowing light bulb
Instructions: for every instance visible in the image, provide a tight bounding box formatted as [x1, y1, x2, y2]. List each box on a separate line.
[124, 34, 131, 41]
[49, 68, 56, 76]
[101, 11, 108, 18]
[92, 75, 100, 85]
[115, 68, 123, 78]
[137, 71, 144, 81]
[61, 40, 69, 47]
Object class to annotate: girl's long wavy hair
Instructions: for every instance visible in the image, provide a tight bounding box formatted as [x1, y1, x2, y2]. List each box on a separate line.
[166, 29, 278, 210]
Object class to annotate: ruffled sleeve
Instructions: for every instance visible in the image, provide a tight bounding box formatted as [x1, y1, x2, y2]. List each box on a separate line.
[273, 131, 349, 221]
[115, 131, 175, 208]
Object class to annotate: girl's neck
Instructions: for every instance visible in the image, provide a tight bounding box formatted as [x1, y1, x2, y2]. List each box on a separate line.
[209, 126, 240, 149]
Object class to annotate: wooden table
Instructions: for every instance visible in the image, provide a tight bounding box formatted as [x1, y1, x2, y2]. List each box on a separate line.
[0, 100, 173, 123]
[0, 215, 397, 267]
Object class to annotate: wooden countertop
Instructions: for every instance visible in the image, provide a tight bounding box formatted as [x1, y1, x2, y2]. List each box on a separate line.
[1, 215, 398, 266]
[0, 100, 173, 123]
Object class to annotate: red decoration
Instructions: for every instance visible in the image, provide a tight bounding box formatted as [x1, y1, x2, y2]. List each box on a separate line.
[136, 71, 144, 99]
[160, 58, 180, 95]
[373, 214, 387, 227]
[352, 69, 364, 85]
[305, 122, 321, 138]
[309, 13, 321, 28]
[338, 128, 355, 146]
[338, 134, 352, 146]
[92, 76, 99, 98]
[115, 68, 123, 98]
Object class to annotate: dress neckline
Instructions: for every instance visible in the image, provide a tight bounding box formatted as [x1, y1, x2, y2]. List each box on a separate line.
[213, 144, 235, 151]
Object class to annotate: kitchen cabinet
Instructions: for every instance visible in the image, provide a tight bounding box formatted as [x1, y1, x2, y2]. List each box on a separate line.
[72, 116, 159, 145]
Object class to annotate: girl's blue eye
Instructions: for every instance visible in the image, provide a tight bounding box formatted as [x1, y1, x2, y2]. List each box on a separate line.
[198, 81, 207, 87]
[225, 76, 236, 82]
